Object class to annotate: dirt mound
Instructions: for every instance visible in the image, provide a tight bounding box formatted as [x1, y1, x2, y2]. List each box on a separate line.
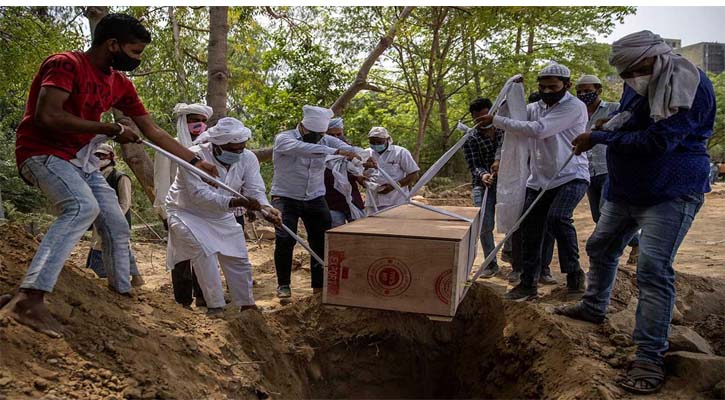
[2, 221, 725, 399]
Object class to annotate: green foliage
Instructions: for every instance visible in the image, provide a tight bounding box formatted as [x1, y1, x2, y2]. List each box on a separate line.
[707, 72, 725, 161]
[1, 5, 639, 216]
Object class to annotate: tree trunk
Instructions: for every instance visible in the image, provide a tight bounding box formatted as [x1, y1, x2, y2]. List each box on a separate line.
[85, 6, 157, 204]
[514, 24, 523, 55]
[437, 84, 451, 147]
[169, 6, 189, 99]
[330, 6, 414, 116]
[206, 6, 229, 126]
[83, 6, 108, 36]
[469, 37, 481, 96]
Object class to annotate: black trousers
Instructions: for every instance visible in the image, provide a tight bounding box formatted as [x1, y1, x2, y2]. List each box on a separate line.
[171, 260, 203, 306]
[272, 196, 331, 288]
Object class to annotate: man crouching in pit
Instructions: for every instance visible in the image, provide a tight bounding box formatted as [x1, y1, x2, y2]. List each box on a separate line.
[165, 117, 281, 314]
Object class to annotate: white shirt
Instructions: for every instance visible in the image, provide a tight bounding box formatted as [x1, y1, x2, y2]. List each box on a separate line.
[493, 91, 589, 190]
[270, 127, 358, 201]
[365, 144, 420, 208]
[165, 143, 269, 267]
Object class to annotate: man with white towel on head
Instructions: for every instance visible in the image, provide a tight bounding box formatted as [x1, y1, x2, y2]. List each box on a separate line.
[270, 105, 361, 299]
[165, 117, 281, 314]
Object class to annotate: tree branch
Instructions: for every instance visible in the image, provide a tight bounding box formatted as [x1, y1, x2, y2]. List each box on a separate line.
[178, 22, 210, 33]
[183, 48, 208, 66]
[127, 69, 176, 77]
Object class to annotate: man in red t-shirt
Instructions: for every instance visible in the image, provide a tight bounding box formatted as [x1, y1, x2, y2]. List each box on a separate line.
[0, 14, 218, 338]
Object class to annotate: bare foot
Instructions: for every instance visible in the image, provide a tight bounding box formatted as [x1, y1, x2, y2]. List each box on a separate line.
[0, 289, 69, 339]
[131, 275, 145, 288]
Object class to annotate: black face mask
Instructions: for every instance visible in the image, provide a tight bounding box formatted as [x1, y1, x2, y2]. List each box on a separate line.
[302, 131, 324, 143]
[111, 48, 141, 72]
[539, 87, 568, 106]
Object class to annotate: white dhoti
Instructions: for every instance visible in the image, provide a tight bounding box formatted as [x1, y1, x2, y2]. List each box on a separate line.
[167, 215, 254, 308]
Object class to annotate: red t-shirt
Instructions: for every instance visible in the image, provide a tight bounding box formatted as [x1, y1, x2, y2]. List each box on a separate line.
[15, 51, 148, 167]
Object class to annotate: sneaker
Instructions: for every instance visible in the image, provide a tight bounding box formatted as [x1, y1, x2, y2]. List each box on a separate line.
[539, 273, 558, 285]
[507, 270, 521, 284]
[566, 270, 586, 293]
[504, 283, 538, 301]
[276, 285, 292, 298]
[553, 302, 605, 324]
[480, 263, 500, 279]
[626, 245, 639, 265]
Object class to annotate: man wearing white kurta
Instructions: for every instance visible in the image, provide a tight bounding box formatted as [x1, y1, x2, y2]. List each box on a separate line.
[166, 117, 281, 313]
[364, 127, 420, 212]
[270, 105, 361, 299]
[478, 63, 589, 301]
[154, 103, 213, 309]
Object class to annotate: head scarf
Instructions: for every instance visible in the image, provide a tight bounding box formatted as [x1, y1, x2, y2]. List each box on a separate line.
[609, 30, 700, 121]
[301, 105, 333, 132]
[172, 103, 213, 147]
[368, 126, 393, 144]
[206, 117, 251, 145]
[328, 117, 344, 129]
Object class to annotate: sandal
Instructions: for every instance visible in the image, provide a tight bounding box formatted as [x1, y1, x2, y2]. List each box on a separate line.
[619, 360, 665, 395]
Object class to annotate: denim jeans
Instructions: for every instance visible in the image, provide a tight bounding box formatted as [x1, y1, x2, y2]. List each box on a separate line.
[520, 179, 588, 287]
[472, 186, 498, 268]
[330, 209, 350, 228]
[272, 196, 331, 288]
[20, 155, 132, 293]
[588, 173, 640, 247]
[581, 193, 704, 365]
[86, 249, 140, 278]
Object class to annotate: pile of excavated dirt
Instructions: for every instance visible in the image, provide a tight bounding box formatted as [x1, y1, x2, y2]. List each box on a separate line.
[3, 188, 725, 399]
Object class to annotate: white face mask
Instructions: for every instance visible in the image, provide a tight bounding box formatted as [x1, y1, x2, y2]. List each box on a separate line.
[625, 75, 651, 96]
[99, 159, 112, 169]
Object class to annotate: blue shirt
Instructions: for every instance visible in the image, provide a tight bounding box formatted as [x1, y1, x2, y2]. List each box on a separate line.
[591, 70, 715, 206]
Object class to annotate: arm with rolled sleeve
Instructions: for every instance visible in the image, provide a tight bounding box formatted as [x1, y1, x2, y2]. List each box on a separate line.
[178, 167, 234, 213]
[273, 132, 338, 158]
[493, 101, 578, 140]
[590, 88, 714, 156]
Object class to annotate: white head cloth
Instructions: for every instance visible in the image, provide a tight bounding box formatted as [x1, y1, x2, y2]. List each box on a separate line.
[172, 103, 213, 147]
[609, 30, 700, 121]
[576, 75, 602, 86]
[301, 105, 333, 132]
[207, 117, 251, 145]
[538, 62, 571, 78]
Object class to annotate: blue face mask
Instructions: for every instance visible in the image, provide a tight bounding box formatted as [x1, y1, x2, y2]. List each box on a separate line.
[371, 143, 387, 153]
[216, 150, 241, 165]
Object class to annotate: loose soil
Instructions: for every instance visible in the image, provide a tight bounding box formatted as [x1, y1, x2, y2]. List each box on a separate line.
[2, 186, 725, 399]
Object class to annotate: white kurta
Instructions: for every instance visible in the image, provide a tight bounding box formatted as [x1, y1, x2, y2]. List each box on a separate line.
[165, 143, 269, 269]
[364, 145, 420, 208]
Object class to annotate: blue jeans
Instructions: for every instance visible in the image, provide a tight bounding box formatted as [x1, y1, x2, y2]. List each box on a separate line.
[330, 209, 350, 228]
[520, 180, 588, 287]
[86, 249, 140, 278]
[473, 186, 498, 268]
[588, 174, 640, 247]
[20, 155, 132, 293]
[582, 194, 704, 365]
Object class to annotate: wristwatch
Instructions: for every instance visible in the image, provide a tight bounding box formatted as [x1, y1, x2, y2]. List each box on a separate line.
[189, 155, 202, 166]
